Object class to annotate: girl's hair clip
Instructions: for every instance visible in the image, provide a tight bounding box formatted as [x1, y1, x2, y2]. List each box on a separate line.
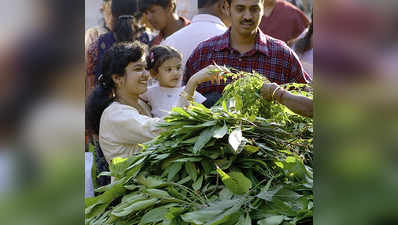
[118, 15, 134, 20]
[149, 51, 155, 64]
[98, 74, 107, 87]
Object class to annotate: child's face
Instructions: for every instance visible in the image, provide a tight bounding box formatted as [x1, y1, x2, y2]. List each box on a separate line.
[144, 4, 170, 32]
[155, 57, 182, 88]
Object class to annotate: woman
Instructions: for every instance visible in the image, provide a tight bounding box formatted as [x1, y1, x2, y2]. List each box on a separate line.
[86, 0, 151, 95]
[86, 41, 221, 164]
[85, 0, 113, 56]
[86, 1, 153, 188]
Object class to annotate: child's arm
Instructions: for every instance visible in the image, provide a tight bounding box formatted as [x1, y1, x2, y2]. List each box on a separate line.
[182, 65, 222, 100]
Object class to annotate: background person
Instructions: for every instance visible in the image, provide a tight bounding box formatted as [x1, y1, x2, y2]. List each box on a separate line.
[85, 0, 113, 56]
[162, 0, 231, 81]
[139, 0, 191, 46]
[259, 0, 309, 43]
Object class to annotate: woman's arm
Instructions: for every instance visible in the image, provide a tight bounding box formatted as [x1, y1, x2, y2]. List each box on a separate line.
[261, 82, 313, 118]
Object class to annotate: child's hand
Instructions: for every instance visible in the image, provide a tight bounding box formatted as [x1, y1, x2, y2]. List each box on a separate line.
[190, 65, 224, 86]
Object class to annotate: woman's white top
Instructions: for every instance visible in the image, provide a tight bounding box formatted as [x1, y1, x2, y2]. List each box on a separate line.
[99, 100, 162, 164]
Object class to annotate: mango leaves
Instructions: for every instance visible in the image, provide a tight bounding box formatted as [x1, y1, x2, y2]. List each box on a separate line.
[86, 68, 313, 225]
[181, 199, 242, 225]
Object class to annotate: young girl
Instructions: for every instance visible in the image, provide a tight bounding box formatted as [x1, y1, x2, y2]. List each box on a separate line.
[141, 45, 206, 118]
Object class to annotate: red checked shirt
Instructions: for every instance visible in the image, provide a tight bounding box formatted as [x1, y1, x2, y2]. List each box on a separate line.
[183, 28, 311, 95]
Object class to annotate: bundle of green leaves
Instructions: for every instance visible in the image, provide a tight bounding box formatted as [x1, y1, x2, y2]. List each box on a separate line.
[85, 68, 313, 225]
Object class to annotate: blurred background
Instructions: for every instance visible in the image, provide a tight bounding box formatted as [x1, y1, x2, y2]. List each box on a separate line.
[0, 0, 84, 224]
[0, 0, 397, 224]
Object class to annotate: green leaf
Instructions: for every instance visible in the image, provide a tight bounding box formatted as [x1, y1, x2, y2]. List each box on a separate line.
[243, 145, 259, 154]
[111, 198, 158, 217]
[137, 175, 166, 188]
[285, 156, 296, 163]
[185, 162, 197, 182]
[121, 193, 146, 203]
[213, 124, 228, 139]
[171, 107, 191, 118]
[258, 215, 285, 225]
[257, 185, 283, 202]
[235, 95, 243, 112]
[219, 188, 233, 200]
[236, 214, 252, 225]
[193, 175, 203, 191]
[181, 200, 240, 224]
[173, 157, 203, 162]
[145, 189, 171, 199]
[177, 175, 191, 185]
[216, 167, 252, 195]
[167, 162, 182, 181]
[201, 160, 213, 174]
[207, 204, 241, 225]
[140, 206, 169, 224]
[228, 127, 242, 152]
[275, 162, 284, 169]
[97, 171, 111, 178]
[85, 183, 126, 219]
[193, 126, 218, 154]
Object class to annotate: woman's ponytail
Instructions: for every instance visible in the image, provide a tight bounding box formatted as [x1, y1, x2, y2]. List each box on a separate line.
[114, 15, 135, 42]
[86, 83, 114, 135]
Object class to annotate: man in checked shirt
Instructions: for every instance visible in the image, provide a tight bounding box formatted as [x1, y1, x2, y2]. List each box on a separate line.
[183, 0, 311, 107]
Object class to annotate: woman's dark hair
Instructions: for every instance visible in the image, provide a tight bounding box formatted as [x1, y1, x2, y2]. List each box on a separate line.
[86, 41, 147, 134]
[295, 12, 313, 55]
[111, 0, 141, 42]
[139, 0, 176, 13]
[146, 45, 182, 72]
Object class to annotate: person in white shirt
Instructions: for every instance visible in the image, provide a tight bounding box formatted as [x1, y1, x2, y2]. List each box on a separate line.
[86, 41, 221, 164]
[141, 45, 206, 118]
[161, 0, 231, 80]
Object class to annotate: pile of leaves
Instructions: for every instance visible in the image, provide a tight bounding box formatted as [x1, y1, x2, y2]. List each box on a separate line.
[85, 68, 313, 225]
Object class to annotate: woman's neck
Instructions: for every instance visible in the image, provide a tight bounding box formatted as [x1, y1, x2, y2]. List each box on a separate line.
[117, 92, 139, 108]
[162, 13, 182, 38]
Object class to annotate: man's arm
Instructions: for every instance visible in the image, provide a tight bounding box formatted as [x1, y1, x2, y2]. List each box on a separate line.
[261, 82, 313, 118]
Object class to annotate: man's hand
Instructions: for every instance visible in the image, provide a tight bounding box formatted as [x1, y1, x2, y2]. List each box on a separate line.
[260, 82, 280, 101]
